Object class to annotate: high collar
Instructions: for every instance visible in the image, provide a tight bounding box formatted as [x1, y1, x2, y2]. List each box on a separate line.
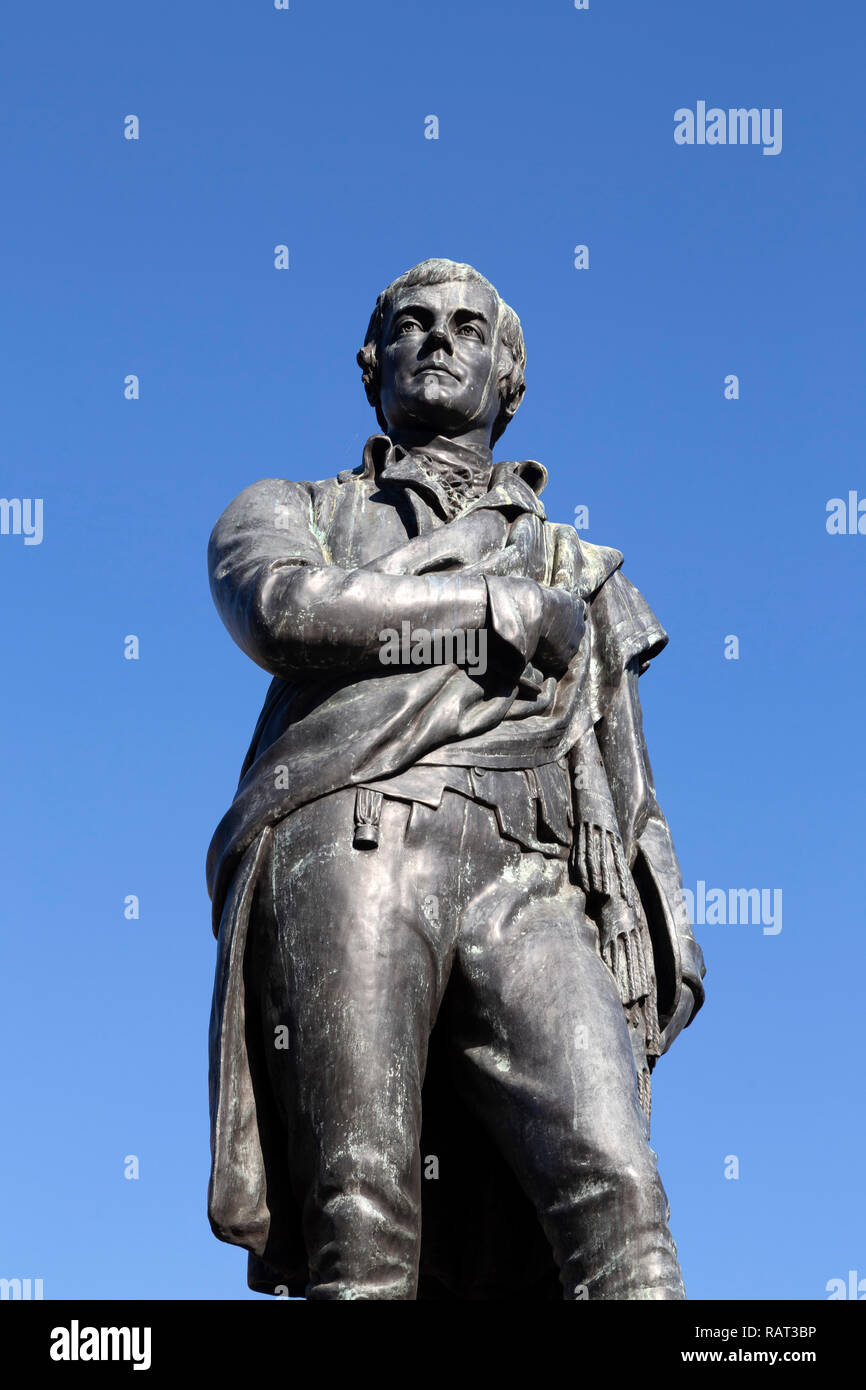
[403, 434, 493, 475]
[360, 435, 479, 520]
[361, 433, 548, 513]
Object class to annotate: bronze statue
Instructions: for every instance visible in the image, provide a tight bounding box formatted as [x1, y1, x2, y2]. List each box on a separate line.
[205, 258, 706, 1300]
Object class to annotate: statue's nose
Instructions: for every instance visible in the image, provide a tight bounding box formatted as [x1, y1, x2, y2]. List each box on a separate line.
[425, 322, 454, 353]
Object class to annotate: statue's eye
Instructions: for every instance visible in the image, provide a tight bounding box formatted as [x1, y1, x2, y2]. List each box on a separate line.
[458, 323, 482, 339]
[397, 319, 419, 335]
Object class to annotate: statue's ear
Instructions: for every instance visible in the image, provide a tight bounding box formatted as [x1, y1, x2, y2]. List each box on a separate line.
[491, 340, 526, 446]
[516, 459, 547, 495]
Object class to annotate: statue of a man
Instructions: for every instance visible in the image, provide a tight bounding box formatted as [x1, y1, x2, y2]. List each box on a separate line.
[205, 258, 706, 1300]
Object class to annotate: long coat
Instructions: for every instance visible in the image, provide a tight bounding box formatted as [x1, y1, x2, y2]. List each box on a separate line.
[205, 435, 706, 1298]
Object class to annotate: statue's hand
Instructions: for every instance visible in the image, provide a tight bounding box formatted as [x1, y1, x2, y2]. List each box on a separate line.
[534, 583, 587, 675]
[549, 523, 583, 597]
[361, 508, 508, 577]
[659, 983, 695, 1056]
[485, 577, 586, 677]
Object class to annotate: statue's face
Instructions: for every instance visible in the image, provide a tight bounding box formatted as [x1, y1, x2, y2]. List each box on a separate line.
[378, 280, 506, 440]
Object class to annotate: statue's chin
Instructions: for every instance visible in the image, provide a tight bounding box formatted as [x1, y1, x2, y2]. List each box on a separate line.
[393, 397, 477, 439]
[420, 372, 449, 401]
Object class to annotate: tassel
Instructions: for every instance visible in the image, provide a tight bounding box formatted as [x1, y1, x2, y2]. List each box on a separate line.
[575, 818, 661, 1066]
[637, 1067, 652, 1124]
[612, 835, 633, 904]
[643, 992, 662, 1061]
[602, 914, 660, 1059]
[574, 822, 634, 906]
[587, 824, 603, 892]
[353, 787, 384, 848]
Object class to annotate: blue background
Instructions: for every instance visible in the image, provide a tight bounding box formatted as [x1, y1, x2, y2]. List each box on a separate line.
[1, 0, 863, 1300]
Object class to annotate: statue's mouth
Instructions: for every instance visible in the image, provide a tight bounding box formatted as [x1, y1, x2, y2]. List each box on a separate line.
[415, 363, 460, 381]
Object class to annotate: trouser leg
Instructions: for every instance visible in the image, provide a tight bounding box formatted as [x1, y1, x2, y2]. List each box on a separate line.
[450, 802, 686, 1300]
[247, 787, 459, 1300]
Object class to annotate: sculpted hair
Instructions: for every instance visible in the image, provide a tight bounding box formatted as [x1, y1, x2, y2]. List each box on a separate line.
[357, 258, 526, 445]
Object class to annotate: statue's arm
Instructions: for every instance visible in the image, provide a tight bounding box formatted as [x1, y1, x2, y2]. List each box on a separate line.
[207, 478, 564, 679]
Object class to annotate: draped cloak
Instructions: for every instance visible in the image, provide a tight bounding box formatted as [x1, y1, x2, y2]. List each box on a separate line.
[205, 436, 706, 1299]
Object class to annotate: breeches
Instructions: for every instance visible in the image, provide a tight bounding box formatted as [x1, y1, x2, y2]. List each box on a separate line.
[246, 784, 685, 1300]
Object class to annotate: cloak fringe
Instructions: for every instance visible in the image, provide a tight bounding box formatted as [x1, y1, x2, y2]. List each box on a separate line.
[574, 820, 662, 1068]
[637, 1066, 652, 1123]
[575, 822, 634, 904]
[603, 915, 662, 1061]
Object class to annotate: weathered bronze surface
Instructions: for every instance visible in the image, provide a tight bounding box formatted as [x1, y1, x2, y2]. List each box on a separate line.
[206, 259, 706, 1300]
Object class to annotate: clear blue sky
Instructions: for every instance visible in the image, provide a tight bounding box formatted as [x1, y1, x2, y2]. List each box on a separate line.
[1, 0, 863, 1300]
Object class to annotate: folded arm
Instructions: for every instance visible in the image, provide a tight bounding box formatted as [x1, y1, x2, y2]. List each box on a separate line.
[208, 479, 491, 679]
[208, 478, 583, 682]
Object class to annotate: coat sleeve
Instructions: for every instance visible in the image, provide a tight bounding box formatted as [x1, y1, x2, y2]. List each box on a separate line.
[207, 477, 489, 680]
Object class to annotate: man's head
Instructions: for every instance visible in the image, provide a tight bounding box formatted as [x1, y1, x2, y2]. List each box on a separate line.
[357, 259, 526, 447]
